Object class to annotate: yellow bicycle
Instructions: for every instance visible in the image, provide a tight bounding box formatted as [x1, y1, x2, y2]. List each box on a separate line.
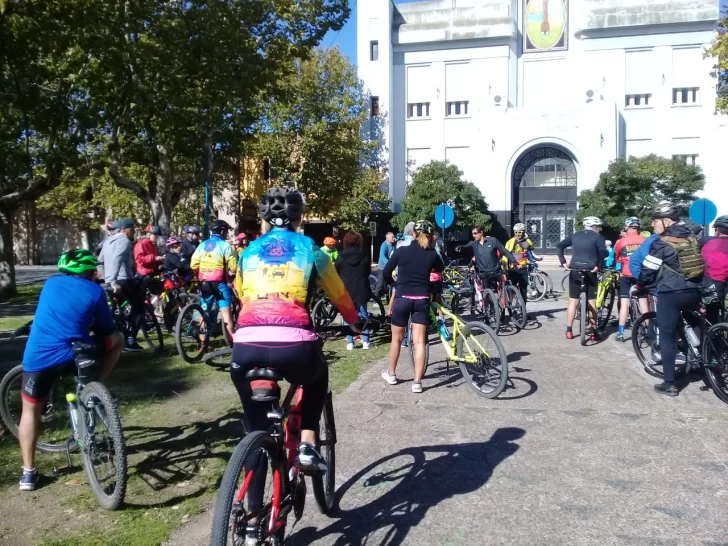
[595, 268, 619, 331]
[408, 297, 509, 398]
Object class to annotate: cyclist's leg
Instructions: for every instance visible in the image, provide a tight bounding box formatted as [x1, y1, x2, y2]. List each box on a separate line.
[98, 331, 124, 382]
[388, 298, 412, 375]
[18, 362, 71, 480]
[586, 273, 598, 329]
[508, 268, 528, 304]
[410, 300, 430, 383]
[618, 277, 633, 332]
[655, 293, 688, 385]
[215, 282, 235, 339]
[121, 279, 145, 340]
[566, 272, 580, 328]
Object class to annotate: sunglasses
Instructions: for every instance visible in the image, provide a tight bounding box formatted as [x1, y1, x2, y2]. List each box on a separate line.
[514, 231, 524, 235]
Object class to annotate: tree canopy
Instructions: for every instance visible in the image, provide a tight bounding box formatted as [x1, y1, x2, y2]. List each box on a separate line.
[394, 161, 492, 235]
[706, 13, 728, 115]
[577, 155, 705, 231]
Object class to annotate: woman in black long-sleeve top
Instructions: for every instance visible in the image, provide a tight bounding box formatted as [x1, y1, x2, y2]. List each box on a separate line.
[381, 220, 444, 393]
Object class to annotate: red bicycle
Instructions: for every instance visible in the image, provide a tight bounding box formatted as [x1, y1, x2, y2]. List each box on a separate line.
[210, 325, 350, 545]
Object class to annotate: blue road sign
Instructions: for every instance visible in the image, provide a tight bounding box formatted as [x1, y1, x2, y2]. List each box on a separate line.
[689, 198, 718, 225]
[435, 203, 455, 229]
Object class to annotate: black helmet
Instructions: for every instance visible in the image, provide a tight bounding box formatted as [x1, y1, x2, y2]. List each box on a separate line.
[650, 204, 680, 221]
[414, 219, 434, 235]
[210, 219, 231, 234]
[714, 215, 728, 229]
[259, 186, 306, 227]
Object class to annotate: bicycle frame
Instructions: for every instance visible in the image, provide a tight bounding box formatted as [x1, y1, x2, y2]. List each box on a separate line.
[428, 301, 487, 364]
[596, 269, 619, 309]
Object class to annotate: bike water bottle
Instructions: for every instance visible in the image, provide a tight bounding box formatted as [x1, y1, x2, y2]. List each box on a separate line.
[66, 393, 79, 438]
[684, 324, 700, 348]
[437, 318, 451, 341]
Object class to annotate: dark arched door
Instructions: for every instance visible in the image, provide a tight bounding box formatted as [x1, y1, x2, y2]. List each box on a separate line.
[512, 147, 578, 252]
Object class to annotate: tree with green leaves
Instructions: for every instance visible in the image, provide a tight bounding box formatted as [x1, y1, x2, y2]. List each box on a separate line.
[706, 13, 728, 115]
[394, 161, 492, 235]
[78, 0, 348, 236]
[0, 1, 98, 297]
[577, 155, 705, 231]
[251, 47, 388, 223]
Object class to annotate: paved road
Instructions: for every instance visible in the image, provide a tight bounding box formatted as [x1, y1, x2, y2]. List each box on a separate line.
[168, 295, 728, 546]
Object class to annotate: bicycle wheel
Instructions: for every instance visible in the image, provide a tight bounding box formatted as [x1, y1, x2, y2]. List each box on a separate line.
[541, 270, 554, 295]
[79, 382, 127, 510]
[175, 302, 208, 363]
[366, 296, 386, 334]
[597, 285, 615, 331]
[210, 431, 286, 546]
[527, 272, 547, 303]
[505, 285, 527, 330]
[456, 321, 508, 398]
[141, 304, 164, 352]
[312, 297, 337, 328]
[407, 318, 430, 375]
[312, 391, 337, 514]
[579, 293, 588, 346]
[703, 323, 728, 404]
[560, 273, 569, 293]
[482, 289, 501, 332]
[631, 312, 661, 376]
[0, 364, 72, 453]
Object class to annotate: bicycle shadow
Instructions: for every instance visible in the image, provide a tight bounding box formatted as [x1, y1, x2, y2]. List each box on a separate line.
[122, 411, 245, 508]
[289, 428, 525, 546]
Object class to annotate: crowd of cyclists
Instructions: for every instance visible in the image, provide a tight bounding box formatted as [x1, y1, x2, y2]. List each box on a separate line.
[10, 186, 728, 526]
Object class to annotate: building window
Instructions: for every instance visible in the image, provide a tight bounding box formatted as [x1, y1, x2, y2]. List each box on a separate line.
[370, 41, 379, 62]
[514, 148, 577, 188]
[446, 101, 469, 117]
[625, 93, 652, 108]
[673, 154, 699, 166]
[371, 96, 379, 117]
[407, 102, 430, 119]
[672, 87, 699, 105]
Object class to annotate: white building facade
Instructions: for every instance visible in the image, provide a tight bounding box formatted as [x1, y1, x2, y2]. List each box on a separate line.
[357, 0, 727, 251]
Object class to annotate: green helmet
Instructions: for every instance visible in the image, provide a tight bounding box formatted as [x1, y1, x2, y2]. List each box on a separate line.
[58, 249, 98, 275]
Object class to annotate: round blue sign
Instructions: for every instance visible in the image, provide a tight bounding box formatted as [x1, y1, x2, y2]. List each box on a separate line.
[435, 203, 455, 229]
[689, 198, 718, 225]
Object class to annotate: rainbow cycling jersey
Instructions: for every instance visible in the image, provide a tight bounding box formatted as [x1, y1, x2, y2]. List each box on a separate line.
[190, 234, 237, 282]
[235, 227, 358, 329]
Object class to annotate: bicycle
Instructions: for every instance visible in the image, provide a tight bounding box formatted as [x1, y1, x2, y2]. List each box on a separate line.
[311, 291, 386, 333]
[107, 288, 164, 352]
[0, 341, 127, 510]
[526, 262, 553, 302]
[156, 269, 200, 334]
[174, 283, 240, 363]
[595, 268, 619, 332]
[487, 270, 528, 332]
[209, 324, 350, 545]
[407, 296, 509, 398]
[570, 269, 598, 346]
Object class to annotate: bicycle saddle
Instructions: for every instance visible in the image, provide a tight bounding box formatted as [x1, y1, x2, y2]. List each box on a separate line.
[72, 341, 97, 356]
[244, 368, 283, 402]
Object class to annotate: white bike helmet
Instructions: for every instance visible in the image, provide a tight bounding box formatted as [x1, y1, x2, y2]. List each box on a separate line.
[583, 216, 603, 229]
[513, 223, 526, 233]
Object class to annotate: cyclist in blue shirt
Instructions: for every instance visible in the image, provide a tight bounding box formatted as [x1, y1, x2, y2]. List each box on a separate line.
[18, 249, 124, 492]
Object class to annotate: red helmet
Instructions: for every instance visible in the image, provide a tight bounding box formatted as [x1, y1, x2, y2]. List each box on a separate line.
[324, 237, 336, 246]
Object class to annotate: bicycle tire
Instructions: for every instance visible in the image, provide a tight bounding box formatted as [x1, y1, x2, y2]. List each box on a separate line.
[580, 293, 588, 346]
[482, 289, 501, 332]
[0, 364, 70, 453]
[561, 273, 569, 293]
[505, 285, 527, 330]
[141, 304, 164, 352]
[175, 302, 208, 363]
[527, 272, 547, 303]
[407, 318, 430, 376]
[541, 270, 554, 295]
[312, 391, 337, 514]
[312, 297, 337, 328]
[702, 323, 728, 405]
[79, 382, 127, 510]
[597, 285, 615, 331]
[456, 321, 508, 398]
[210, 431, 285, 546]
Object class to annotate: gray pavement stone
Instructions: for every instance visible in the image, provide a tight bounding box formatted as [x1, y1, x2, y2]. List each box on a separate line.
[168, 299, 728, 546]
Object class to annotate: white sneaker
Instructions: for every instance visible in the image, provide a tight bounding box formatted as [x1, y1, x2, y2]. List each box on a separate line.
[381, 369, 397, 385]
[412, 381, 423, 393]
[362, 341, 372, 350]
[346, 343, 354, 351]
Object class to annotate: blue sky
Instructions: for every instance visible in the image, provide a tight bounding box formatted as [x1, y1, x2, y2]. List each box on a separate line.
[324, 0, 728, 66]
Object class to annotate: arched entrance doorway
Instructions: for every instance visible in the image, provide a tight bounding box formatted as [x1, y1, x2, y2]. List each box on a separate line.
[512, 146, 578, 252]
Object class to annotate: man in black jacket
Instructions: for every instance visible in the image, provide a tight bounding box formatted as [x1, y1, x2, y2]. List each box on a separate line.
[557, 216, 608, 340]
[456, 227, 517, 288]
[181, 226, 201, 260]
[637, 205, 703, 397]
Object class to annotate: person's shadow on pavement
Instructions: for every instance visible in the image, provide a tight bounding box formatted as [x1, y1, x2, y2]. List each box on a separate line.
[290, 427, 525, 546]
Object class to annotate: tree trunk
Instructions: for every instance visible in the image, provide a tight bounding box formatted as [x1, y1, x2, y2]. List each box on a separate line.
[148, 199, 173, 238]
[0, 206, 17, 299]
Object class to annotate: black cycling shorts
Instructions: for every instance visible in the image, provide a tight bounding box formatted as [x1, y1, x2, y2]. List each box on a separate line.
[619, 276, 636, 299]
[390, 297, 429, 328]
[568, 271, 598, 300]
[22, 361, 76, 403]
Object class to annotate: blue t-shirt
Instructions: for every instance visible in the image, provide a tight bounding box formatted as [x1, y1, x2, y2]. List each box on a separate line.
[23, 275, 116, 372]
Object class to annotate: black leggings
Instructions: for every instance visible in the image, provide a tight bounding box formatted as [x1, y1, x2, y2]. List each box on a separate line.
[231, 340, 328, 433]
[231, 340, 327, 515]
[117, 278, 145, 339]
[655, 290, 700, 384]
[507, 268, 528, 303]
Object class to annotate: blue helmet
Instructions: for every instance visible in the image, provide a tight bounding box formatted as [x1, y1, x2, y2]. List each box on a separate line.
[184, 225, 201, 235]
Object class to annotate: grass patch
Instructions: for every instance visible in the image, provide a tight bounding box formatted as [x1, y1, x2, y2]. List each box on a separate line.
[0, 328, 389, 545]
[0, 315, 34, 333]
[3, 284, 43, 305]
